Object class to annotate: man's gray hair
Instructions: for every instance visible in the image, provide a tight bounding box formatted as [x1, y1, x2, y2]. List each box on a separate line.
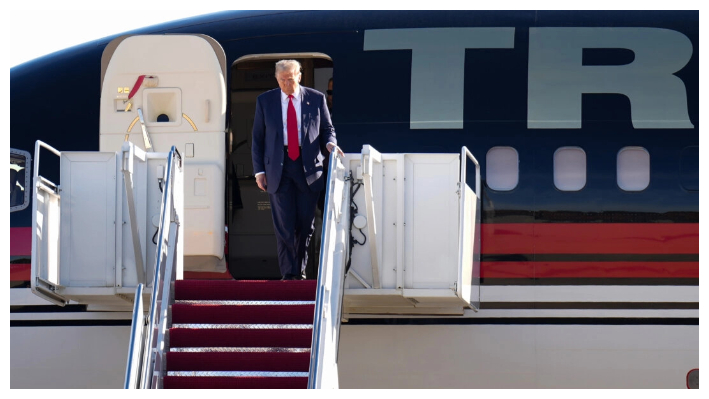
[275, 59, 302, 76]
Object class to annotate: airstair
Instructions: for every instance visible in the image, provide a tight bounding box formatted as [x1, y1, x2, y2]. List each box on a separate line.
[31, 142, 481, 388]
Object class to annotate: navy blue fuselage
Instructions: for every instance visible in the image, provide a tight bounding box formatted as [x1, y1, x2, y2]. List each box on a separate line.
[10, 10, 699, 286]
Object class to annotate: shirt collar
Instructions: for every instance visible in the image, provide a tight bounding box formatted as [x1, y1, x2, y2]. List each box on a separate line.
[281, 85, 301, 101]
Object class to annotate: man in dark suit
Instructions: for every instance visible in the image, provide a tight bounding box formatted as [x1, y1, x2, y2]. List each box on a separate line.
[252, 60, 342, 280]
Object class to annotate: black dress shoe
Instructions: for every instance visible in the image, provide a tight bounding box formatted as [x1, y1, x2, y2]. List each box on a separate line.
[281, 275, 299, 280]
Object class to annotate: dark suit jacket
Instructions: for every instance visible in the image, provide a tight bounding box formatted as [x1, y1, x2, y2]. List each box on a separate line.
[252, 86, 336, 194]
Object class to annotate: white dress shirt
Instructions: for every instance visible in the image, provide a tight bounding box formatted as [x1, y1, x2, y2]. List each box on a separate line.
[281, 86, 301, 146]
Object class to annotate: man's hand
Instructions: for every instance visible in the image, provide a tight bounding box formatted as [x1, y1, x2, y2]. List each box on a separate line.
[326, 142, 345, 157]
[256, 174, 267, 191]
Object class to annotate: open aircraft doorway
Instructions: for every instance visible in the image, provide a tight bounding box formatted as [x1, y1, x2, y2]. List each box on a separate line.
[227, 53, 334, 280]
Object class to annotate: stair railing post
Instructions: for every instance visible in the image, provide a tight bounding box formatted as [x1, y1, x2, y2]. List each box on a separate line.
[309, 148, 349, 389]
[120, 142, 147, 285]
[361, 145, 382, 289]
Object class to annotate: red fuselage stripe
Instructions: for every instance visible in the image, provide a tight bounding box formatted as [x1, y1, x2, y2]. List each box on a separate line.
[481, 261, 699, 278]
[10, 227, 32, 256]
[13, 224, 697, 256]
[10, 224, 699, 281]
[481, 223, 698, 254]
[11, 263, 31, 281]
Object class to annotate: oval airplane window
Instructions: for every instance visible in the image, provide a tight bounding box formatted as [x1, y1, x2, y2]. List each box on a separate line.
[486, 146, 518, 191]
[617, 147, 650, 191]
[554, 147, 586, 191]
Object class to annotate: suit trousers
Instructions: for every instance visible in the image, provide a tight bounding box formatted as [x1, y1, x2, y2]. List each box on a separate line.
[268, 149, 321, 278]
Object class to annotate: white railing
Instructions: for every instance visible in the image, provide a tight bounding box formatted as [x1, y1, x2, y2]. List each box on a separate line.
[30, 141, 64, 306]
[124, 146, 183, 389]
[460, 146, 480, 198]
[457, 146, 481, 311]
[308, 149, 350, 389]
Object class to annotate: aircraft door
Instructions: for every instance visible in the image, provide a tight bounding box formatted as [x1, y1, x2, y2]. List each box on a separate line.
[228, 55, 333, 279]
[99, 35, 227, 274]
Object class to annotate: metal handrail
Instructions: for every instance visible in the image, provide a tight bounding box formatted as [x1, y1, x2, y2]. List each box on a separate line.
[124, 146, 182, 389]
[124, 284, 145, 389]
[33, 140, 61, 190]
[143, 145, 182, 389]
[308, 148, 349, 389]
[460, 146, 480, 198]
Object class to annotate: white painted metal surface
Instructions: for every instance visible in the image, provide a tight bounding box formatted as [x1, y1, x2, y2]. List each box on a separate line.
[60, 151, 117, 288]
[338, 323, 698, 388]
[458, 147, 481, 310]
[11, 324, 132, 389]
[404, 153, 459, 290]
[31, 141, 180, 307]
[99, 35, 226, 272]
[342, 145, 480, 315]
[31, 141, 65, 305]
[360, 145, 382, 289]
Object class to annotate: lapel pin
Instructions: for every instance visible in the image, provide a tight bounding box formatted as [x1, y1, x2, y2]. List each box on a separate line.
[307, 102, 310, 105]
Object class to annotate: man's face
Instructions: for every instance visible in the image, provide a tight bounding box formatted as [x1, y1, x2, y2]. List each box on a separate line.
[277, 68, 301, 96]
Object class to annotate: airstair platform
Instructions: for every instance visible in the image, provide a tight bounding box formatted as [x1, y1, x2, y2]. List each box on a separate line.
[332, 145, 483, 316]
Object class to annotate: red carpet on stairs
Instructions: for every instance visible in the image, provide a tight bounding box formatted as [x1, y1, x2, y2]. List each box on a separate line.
[170, 304, 315, 324]
[163, 279, 317, 389]
[167, 352, 311, 372]
[168, 328, 313, 348]
[175, 280, 317, 301]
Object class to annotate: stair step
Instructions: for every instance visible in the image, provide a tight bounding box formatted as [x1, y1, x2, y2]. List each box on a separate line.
[169, 327, 313, 348]
[166, 351, 310, 372]
[171, 324, 312, 329]
[168, 371, 309, 377]
[175, 300, 314, 305]
[171, 347, 310, 353]
[163, 375, 307, 389]
[171, 303, 315, 324]
[175, 280, 317, 301]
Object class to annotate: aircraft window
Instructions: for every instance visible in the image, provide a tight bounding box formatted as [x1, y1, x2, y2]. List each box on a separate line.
[679, 146, 698, 191]
[486, 146, 518, 191]
[554, 147, 586, 191]
[10, 149, 31, 212]
[617, 147, 650, 191]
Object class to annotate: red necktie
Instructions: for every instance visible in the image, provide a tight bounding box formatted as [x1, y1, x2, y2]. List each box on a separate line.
[287, 95, 299, 160]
